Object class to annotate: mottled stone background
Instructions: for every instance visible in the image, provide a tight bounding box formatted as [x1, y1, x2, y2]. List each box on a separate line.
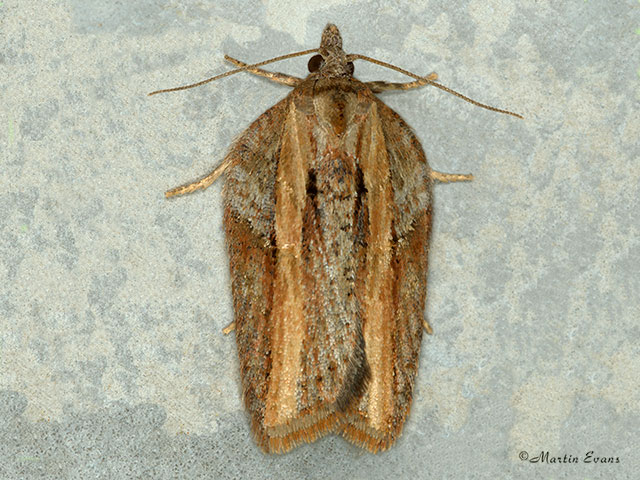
[1, 0, 638, 478]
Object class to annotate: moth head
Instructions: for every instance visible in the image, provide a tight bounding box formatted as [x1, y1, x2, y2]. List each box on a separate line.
[308, 24, 355, 78]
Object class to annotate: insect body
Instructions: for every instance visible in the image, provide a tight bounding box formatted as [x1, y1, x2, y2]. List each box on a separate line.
[153, 23, 520, 453]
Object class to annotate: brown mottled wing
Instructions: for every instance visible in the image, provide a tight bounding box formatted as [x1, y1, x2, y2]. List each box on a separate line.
[223, 80, 370, 453]
[224, 77, 431, 453]
[222, 97, 287, 451]
[339, 94, 433, 452]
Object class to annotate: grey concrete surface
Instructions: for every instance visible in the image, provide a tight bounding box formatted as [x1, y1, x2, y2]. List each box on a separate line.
[1, 1, 639, 478]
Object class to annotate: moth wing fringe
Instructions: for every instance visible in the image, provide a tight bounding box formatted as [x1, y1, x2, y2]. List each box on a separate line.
[338, 415, 402, 453]
[255, 412, 345, 453]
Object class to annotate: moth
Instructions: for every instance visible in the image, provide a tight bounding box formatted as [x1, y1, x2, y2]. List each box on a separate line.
[150, 24, 521, 453]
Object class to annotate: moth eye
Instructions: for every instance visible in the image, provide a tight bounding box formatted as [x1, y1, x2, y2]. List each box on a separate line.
[308, 54, 324, 72]
[346, 61, 354, 75]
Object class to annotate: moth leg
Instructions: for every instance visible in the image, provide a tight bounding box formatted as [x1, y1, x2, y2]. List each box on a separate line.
[366, 72, 438, 93]
[423, 319, 433, 335]
[424, 170, 472, 334]
[165, 156, 235, 198]
[224, 55, 302, 87]
[430, 170, 474, 183]
[222, 321, 235, 335]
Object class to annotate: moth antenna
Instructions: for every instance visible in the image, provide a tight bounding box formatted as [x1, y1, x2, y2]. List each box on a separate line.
[347, 53, 523, 119]
[148, 48, 319, 96]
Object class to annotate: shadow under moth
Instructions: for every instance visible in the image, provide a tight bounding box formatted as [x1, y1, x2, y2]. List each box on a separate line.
[150, 24, 521, 454]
